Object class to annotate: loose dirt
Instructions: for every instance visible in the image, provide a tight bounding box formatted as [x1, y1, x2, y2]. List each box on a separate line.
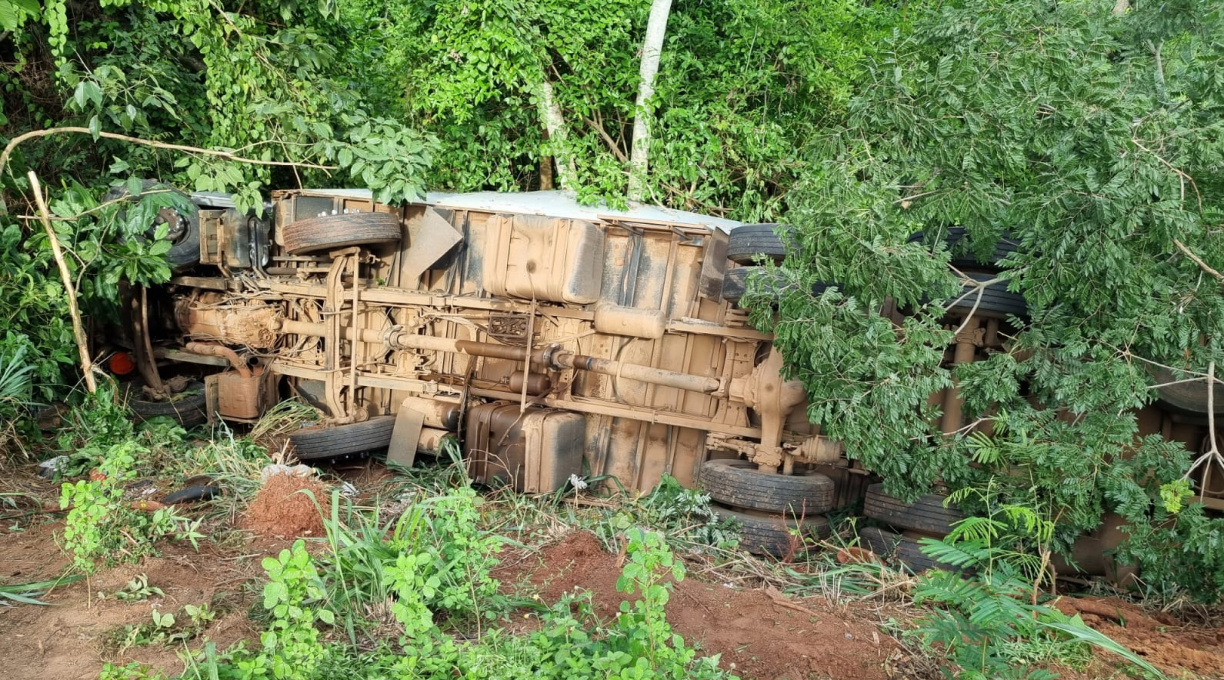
[244, 474, 329, 538]
[499, 531, 898, 680]
[0, 521, 264, 680]
[1057, 595, 1224, 677]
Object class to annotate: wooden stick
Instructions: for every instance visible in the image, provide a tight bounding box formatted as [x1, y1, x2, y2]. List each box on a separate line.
[28, 171, 97, 394]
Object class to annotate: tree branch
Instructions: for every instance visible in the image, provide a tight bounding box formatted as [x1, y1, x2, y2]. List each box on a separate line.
[584, 117, 629, 163]
[0, 126, 335, 213]
[29, 172, 96, 394]
[1173, 239, 1224, 282]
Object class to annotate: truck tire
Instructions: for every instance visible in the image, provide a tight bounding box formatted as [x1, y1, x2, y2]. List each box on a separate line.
[863, 483, 963, 535]
[944, 272, 1027, 319]
[282, 212, 402, 255]
[105, 181, 201, 270]
[910, 227, 1019, 271]
[1151, 366, 1224, 417]
[699, 458, 835, 514]
[722, 267, 835, 306]
[125, 380, 208, 428]
[726, 224, 795, 264]
[859, 527, 952, 573]
[716, 505, 830, 557]
[288, 416, 396, 460]
[721, 266, 757, 304]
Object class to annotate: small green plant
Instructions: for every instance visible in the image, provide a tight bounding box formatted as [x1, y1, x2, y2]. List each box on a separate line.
[0, 574, 82, 606]
[98, 662, 165, 680]
[321, 486, 504, 644]
[910, 486, 1166, 680]
[108, 602, 216, 653]
[597, 475, 740, 552]
[102, 573, 163, 602]
[60, 439, 202, 572]
[237, 540, 335, 679]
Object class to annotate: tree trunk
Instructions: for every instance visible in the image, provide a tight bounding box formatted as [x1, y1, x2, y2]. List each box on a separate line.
[626, 0, 673, 202]
[535, 78, 576, 191]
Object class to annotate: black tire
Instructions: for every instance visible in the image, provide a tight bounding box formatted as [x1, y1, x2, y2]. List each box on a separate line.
[721, 266, 755, 304]
[944, 272, 1027, 319]
[699, 458, 835, 514]
[726, 224, 795, 264]
[722, 267, 836, 306]
[716, 505, 831, 557]
[105, 180, 200, 270]
[910, 227, 1019, 271]
[1151, 366, 1224, 417]
[859, 527, 953, 573]
[863, 484, 963, 535]
[282, 212, 401, 255]
[163, 485, 220, 504]
[288, 416, 396, 460]
[125, 380, 208, 428]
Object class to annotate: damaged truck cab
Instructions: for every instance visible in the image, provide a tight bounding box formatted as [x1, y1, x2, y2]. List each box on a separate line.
[156, 189, 845, 494]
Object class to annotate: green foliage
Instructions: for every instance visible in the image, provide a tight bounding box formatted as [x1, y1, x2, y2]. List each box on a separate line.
[318, 486, 503, 646]
[598, 475, 740, 551]
[192, 510, 735, 680]
[911, 495, 1165, 680]
[109, 602, 216, 652]
[774, 0, 1224, 602]
[101, 573, 164, 602]
[0, 574, 81, 606]
[244, 541, 335, 679]
[59, 431, 202, 573]
[98, 662, 165, 680]
[339, 0, 883, 217]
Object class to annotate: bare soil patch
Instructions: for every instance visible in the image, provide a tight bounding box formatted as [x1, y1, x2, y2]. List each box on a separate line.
[0, 520, 266, 680]
[500, 531, 898, 680]
[1057, 595, 1224, 677]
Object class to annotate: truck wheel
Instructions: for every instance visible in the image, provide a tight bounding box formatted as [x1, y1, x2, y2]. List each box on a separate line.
[699, 458, 835, 514]
[105, 180, 201, 270]
[721, 266, 756, 304]
[288, 416, 396, 460]
[282, 212, 402, 255]
[859, 526, 958, 573]
[723, 267, 833, 306]
[716, 505, 830, 557]
[910, 227, 1019, 271]
[726, 223, 795, 264]
[1151, 366, 1224, 418]
[863, 483, 963, 535]
[124, 380, 208, 428]
[944, 272, 1027, 319]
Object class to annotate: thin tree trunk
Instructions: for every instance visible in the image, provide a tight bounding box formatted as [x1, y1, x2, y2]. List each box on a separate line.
[627, 0, 673, 202]
[535, 79, 576, 191]
[29, 171, 96, 394]
[1113, 0, 1130, 14]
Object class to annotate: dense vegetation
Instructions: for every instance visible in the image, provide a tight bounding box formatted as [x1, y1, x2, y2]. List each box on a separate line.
[1, 0, 1222, 634]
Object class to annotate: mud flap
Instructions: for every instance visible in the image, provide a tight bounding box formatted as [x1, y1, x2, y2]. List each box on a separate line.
[388, 400, 426, 468]
[400, 207, 463, 286]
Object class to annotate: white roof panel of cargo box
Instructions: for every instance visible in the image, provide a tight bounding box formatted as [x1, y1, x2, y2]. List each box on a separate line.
[428, 191, 741, 232]
[287, 189, 741, 232]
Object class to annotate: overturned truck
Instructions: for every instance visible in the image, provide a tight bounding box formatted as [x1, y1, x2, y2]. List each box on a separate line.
[122, 188, 1222, 565]
[135, 189, 848, 500]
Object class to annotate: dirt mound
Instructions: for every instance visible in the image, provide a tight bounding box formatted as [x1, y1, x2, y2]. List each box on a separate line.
[508, 531, 896, 680]
[245, 474, 329, 538]
[0, 529, 261, 680]
[1057, 596, 1224, 676]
